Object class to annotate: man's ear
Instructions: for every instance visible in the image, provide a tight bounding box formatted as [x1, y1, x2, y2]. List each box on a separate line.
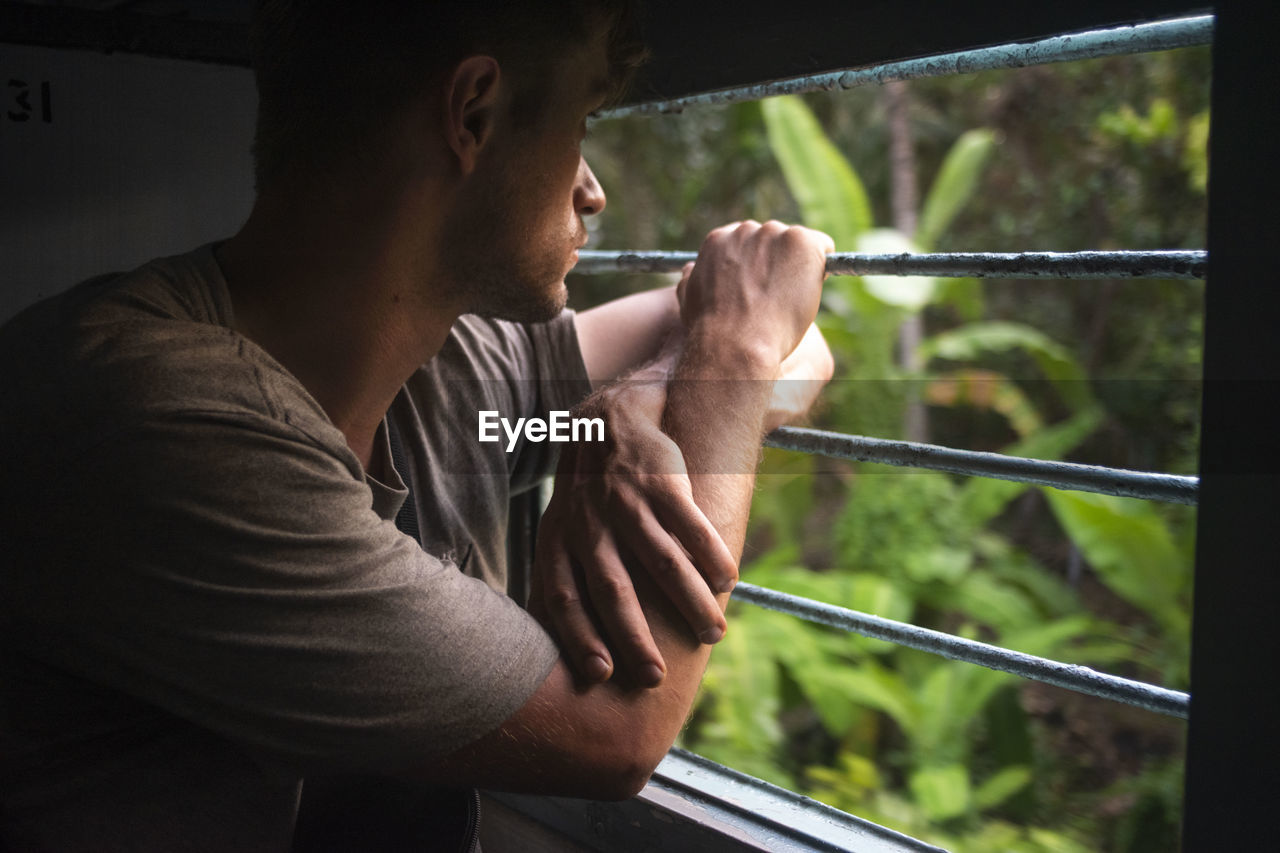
[444, 55, 503, 174]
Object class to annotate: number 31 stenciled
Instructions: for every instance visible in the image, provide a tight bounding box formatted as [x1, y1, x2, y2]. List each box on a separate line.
[7, 79, 52, 123]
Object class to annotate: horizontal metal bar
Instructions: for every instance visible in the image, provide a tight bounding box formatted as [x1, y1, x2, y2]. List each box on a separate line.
[766, 426, 1199, 505]
[599, 15, 1213, 118]
[489, 747, 945, 852]
[733, 582, 1190, 719]
[573, 249, 1207, 279]
[649, 749, 948, 853]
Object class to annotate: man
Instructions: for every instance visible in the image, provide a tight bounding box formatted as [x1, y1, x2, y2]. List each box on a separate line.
[0, 1, 833, 850]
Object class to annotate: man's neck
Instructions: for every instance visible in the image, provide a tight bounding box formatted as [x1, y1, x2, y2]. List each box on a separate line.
[216, 179, 462, 469]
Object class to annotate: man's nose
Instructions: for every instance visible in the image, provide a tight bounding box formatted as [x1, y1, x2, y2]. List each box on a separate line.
[574, 157, 606, 216]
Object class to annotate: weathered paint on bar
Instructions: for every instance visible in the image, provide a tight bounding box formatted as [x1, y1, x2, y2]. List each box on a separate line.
[599, 15, 1214, 119]
[733, 583, 1191, 718]
[572, 249, 1208, 280]
[766, 426, 1199, 505]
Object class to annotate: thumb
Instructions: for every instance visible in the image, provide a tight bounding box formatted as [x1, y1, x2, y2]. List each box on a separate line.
[676, 261, 695, 308]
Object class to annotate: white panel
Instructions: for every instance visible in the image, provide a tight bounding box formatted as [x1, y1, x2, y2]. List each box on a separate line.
[0, 44, 255, 323]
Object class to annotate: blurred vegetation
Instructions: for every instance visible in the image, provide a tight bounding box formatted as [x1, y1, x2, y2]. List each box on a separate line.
[575, 44, 1207, 852]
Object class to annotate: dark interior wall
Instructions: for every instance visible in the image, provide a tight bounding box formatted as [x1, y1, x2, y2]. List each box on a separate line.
[1, 1, 1212, 103]
[0, 42, 255, 322]
[630, 0, 1211, 102]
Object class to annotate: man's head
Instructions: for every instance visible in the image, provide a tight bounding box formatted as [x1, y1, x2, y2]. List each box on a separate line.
[249, 0, 645, 192]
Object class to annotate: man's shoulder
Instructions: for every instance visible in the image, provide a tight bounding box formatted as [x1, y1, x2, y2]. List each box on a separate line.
[0, 246, 335, 461]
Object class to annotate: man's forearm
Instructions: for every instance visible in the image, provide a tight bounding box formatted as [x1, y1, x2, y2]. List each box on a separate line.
[661, 333, 777, 559]
[618, 325, 775, 559]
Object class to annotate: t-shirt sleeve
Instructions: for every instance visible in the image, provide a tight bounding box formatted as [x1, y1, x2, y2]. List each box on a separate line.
[15, 410, 560, 774]
[513, 310, 594, 491]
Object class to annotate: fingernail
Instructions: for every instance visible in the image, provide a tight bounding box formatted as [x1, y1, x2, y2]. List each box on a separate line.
[584, 654, 611, 681]
[719, 577, 738, 594]
[699, 625, 724, 644]
[640, 663, 665, 686]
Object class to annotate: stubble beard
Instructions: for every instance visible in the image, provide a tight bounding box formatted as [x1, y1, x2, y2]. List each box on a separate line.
[442, 188, 572, 325]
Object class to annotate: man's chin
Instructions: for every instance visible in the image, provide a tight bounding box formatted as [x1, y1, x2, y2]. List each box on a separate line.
[472, 282, 568, 323]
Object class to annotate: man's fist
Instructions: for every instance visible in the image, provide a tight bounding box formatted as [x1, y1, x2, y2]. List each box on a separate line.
[676, 221, 833, 366]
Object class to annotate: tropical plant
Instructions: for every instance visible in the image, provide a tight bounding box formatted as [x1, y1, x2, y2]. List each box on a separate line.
[684, 94, 1193, 850]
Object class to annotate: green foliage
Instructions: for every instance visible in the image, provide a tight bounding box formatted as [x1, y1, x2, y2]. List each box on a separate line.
[920, 322, 1094, 412]
[685, 65, 1199, 851]
[1041, 490, 1193, 685]
[688, 604, 792, 786]
[917, 129, 998, 250]
[585, 45, 1204, 853]
[761, 96, 872, 246]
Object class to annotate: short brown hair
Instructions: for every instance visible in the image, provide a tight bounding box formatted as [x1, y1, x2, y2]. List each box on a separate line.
[250, 0, 646, 190]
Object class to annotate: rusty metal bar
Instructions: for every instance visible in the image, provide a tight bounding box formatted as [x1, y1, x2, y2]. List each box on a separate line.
[572, 249, 1207, 279]
[599, 15, 1213, 119]
[733, 582, 1190, 718]
[766, 426, 1198, 505]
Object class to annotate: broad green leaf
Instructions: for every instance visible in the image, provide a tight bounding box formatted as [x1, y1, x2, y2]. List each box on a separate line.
[762, 95, 872, 246]
[816, 659, 921, 735]
[951, 570, 1039, 631]
[917, 129, 997, 250]
[857, 228, 938, 310]
[916, 664, 965, 754]
[1041, 489, 1190, 642]
[915, 658, 1016, 757]
[973, 765, 1033, 811]
[909, 764, 972, 821]
[920, 321, 1094, 412]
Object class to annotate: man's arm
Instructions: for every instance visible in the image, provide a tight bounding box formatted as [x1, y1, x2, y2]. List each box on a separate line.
[561, 277, 834, 680]
[574, 286, 680, 389]
[433, 221, 832, 798]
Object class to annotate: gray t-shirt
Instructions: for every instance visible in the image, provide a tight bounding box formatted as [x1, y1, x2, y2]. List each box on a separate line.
[0, 245, 590, 851]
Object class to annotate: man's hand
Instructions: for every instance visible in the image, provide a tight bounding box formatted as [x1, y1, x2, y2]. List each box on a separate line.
[531, 377, 738, 686]
[676, 262, 834, 431]
[677, 220, 833, 368]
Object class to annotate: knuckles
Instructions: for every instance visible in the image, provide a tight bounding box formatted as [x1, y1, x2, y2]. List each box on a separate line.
[650, 553, 683, 580]
[546, 584, 583, 613]
[587, 570, 631, 603]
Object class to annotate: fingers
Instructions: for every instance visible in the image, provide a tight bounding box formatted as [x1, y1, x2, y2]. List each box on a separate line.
[653, 486, 739, 595]
[538, 516, 614, 684]
[538, 486, 671, 687]
[580, 529, 667, 687]
[622, 505, 728, 645]
[675, 261, 694, 319]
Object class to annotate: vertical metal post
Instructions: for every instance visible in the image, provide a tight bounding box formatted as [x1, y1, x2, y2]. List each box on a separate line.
[1183, 0, 1280, 847]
